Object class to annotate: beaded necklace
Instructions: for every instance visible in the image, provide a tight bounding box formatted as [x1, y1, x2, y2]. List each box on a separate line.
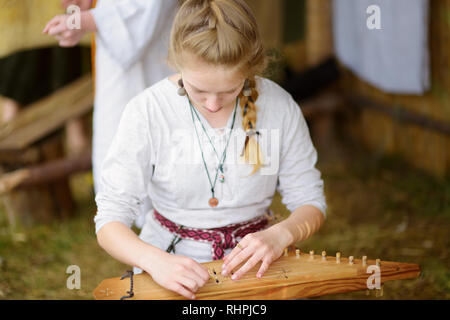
[188, 98, 238, 207]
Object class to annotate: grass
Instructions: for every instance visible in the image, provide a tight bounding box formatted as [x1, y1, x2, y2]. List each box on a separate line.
[0, 134, 449, 300]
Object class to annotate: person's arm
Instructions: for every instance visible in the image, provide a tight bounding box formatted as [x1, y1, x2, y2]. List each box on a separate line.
[97, 222, 162, 270]
[222, 92, 327, 280]
[94, 96, 209, 300]
[97, 221, 209, 300]
[268, 205, 325, 246]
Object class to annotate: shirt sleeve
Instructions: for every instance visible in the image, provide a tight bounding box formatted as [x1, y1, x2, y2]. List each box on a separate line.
[94, 96, 154, 234]
[276, 95, 327, 218]
[90, 0, 176, 69]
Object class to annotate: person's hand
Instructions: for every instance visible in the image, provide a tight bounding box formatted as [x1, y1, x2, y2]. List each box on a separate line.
[42, 11, 96, 47]
[61, 0, 92, 11]
[142, 250, 210, 300]
[221, 227, 290, 280]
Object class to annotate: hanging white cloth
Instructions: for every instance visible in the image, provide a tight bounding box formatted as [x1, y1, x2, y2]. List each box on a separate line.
[90, 0, 178, 227]
[332, 0, 430, 94]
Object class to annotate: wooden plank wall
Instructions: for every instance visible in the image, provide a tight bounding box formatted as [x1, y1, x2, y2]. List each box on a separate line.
[339, 0, 450, 178]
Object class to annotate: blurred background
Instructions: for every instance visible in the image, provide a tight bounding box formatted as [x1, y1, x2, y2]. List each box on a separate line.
[0, 0, 448, 299]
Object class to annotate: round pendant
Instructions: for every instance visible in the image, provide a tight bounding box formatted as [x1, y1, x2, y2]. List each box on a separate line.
[209, 198, 219, 207]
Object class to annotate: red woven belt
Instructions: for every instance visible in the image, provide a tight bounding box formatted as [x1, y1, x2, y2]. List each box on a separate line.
[153, 209, 270, 260]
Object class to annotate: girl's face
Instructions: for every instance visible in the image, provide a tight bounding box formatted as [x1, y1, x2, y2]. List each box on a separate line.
[179, 52, 246, 114]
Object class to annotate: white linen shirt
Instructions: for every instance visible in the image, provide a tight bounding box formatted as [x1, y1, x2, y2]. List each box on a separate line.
[94, 76, 327, 263]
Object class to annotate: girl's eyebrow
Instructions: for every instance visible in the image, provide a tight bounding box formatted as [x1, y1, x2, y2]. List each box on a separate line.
[187, 80, 241, 93]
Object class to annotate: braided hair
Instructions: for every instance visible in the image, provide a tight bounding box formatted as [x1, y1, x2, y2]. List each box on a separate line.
[168, 0, 268, 174]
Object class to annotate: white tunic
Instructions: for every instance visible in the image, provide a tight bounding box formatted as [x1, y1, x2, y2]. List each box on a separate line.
[94, 76, 327, 264]
[90, 0, 177, 193]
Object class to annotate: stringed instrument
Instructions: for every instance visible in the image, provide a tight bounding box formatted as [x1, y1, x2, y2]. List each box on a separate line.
[93, 248, 420, 300]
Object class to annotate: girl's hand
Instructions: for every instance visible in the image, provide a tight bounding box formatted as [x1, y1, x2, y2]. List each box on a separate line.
[221, 227, 291, 280]
[42, 11, 96, 47]
[142, 251, 211, 300]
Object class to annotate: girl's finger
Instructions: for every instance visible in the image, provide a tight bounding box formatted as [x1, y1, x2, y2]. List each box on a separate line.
[178, 276, 199, 293]
[191, 262, 211, 284]
[62, 30, 73, 38]
[42, 17, 60, 33]
[48, 21, 67, 36]
[231, 251, 264, 280]
[256, 258, 271, 278]
[59, 40, 74, 47]
[223, 237, 250, 266]
[183, 271, 208, 292]
[222, 245, 253, 276]
[177, 262, 209, 289]
[170, 282, 196, 300]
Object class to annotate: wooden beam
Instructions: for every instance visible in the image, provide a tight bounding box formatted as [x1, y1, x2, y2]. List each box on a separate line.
[299, 91, 343, 118]
[347, 94, 450, 136]
[0, 74, 93, 151]
[0, 152, 91, 195]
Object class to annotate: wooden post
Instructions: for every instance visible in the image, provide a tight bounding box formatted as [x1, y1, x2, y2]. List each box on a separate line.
[305, 0, 334, 67]
[0, 132, 75, 227]
[40, 132, 75, 220]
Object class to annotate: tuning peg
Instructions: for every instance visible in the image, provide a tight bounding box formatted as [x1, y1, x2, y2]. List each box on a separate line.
[375, 285, 384, 297]
[349, 256, 354, 265]
[336, 252, 341, 264]
[322, 251, 327, 261]
[362, 256, 367, 266]
[309, 250, 314, 260]
[295, 249, 300, 258]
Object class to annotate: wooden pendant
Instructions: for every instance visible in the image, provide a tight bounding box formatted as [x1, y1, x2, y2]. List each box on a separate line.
[209, 198, 219, 207]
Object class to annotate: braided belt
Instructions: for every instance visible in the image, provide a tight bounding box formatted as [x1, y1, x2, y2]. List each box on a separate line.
[153, 210, 270, 260]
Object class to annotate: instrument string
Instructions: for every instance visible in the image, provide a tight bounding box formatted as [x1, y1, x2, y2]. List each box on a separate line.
[108, 256, 380, 298]
[131, 261, 362, 296]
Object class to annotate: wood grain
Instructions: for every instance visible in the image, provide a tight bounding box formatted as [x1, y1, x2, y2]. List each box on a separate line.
[93, 251, 420, 300]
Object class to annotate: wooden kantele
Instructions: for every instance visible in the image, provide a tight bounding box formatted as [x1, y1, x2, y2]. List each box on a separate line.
[93, 249, 420, 300]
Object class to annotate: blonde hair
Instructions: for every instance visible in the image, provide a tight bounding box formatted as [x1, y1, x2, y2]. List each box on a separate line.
[168, 0, 268, 174]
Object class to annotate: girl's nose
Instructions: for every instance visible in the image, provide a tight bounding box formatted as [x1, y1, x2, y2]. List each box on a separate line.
[204, 96, 222, 112]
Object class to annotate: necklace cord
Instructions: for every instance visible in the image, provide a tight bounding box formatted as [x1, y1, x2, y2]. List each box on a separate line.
[189, 98, 238, 198]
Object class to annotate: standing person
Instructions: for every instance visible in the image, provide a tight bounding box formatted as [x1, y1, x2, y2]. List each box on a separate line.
[94, 0, 327, 300]
[0, 0, 91, 124]
[43, 0, 179, 226]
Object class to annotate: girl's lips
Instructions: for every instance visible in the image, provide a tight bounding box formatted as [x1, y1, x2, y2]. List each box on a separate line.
[204, 107, 222, 113]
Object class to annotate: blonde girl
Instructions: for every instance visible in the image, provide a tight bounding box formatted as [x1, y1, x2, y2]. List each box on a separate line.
[95, 0, 326, 300]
